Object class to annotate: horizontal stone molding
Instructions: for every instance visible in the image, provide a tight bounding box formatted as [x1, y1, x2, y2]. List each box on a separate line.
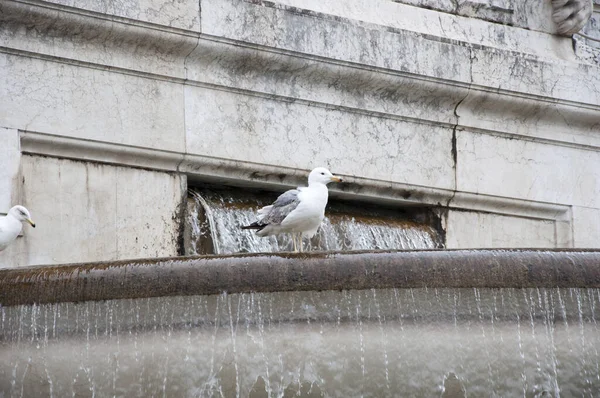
[204, 0, 598, 104]
[0, 0, 200, 78]
[231, 0, 571, 59]
[5, 0, 201, 34]
[1, 249, 600, 306]
[0, 0, 600, 138]
[20, 131, 572, 222]
[3, 42, 599, 150]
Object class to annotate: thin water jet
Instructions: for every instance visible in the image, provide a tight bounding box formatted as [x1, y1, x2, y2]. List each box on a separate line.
[1, 285, 600, 396]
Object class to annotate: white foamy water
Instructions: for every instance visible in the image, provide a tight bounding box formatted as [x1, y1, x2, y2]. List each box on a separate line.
[186, 190, 442, 255]
[2, 287, 599, 397]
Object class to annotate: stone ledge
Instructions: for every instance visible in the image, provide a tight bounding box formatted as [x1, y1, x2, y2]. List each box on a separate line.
[20, 130, 572, 222]
[228, 0, 572, 59]
[203, 0, 598, 103]
[3, 0, 599, 106]
[13, 0, 201, 32]
[392, 0, 556, 33]
[3, 0, 599, 145]
[4, 42, 598, 150]
[0, 0, 200, 78]
[2, 249, 600, 306]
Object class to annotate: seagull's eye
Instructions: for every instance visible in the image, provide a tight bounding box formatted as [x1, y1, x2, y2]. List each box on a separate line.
[320, 172, 325, 175]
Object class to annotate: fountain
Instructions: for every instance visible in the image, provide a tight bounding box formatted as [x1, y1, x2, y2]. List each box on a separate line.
[2, 0, 599, 394]
[183, 187, 443, 255]
[1, 249, 600, 396]
[1, 189, 600, 396]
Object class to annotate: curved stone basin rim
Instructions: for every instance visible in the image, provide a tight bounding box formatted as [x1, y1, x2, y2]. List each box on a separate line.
[1, 249, 600, 306]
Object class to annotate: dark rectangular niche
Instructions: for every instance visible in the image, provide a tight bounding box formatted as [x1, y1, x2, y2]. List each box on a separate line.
[183, 183, 445, 255]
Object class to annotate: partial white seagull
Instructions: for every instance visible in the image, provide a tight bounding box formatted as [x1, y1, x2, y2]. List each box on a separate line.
[242, 167, 343, 252]
[0, 206, 35, 251]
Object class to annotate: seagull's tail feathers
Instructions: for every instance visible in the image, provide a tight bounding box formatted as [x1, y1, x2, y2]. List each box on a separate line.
[241, 221, 265, 231]
[243, 205, 275, 232]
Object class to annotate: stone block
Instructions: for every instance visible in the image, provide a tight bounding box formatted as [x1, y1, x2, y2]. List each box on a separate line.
[393, 0, 557, 33]
[185, 40, 465, 128]
[0, 156, 184, 267]
[184, 86, 455, 190]
[0, 1, 199, 78]
[456, 130, 600, 209]
[445, 210, 557, 248]
[41, 0, 200, 31]
[202, 0, 574, 64]
[0, 53, 185, 152]
[201, 0, 473, 82]
[573, 206, 600, 248]
[470, 47, 600, 105]
[456, 92, 600, 148]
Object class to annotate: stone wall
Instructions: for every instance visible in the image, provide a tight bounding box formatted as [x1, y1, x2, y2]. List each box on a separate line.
[1, 0, 599, 266]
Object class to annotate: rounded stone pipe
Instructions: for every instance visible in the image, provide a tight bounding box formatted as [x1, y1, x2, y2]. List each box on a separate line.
[1, 249, 600, 306]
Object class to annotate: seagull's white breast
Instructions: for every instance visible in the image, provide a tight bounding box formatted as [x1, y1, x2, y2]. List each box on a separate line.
[0, 215, 23, 251]
[280, 184, 329, 237]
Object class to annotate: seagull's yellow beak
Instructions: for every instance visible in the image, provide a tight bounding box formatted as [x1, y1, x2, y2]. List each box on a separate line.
[26, 218, 36, 228]
[330, 176, 343, 183]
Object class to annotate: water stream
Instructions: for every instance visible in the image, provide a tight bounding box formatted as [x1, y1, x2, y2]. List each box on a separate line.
[2, 190, 597, 396]
[185, 189, 442, 255]
[1, 287, 599, 396]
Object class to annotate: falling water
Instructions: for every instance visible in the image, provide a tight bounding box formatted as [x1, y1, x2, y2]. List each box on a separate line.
[185, 189, 442, 255]
[1, 288, 600, 396]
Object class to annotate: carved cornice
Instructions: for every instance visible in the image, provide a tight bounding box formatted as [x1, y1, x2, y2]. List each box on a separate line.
[20, 131, 572, 222]
[2, 0, 598, 133]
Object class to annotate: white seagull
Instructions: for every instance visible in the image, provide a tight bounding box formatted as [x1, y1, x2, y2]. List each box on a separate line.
[242, 167, 343, 252]
[0, 205, 35, 252]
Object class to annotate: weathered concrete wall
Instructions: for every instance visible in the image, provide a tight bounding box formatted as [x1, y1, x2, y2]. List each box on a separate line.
[1, 0, 599, 265]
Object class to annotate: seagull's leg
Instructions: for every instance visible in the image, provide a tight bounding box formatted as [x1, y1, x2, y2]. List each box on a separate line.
[298, 233, 304, 253]
[292, 234, 298, 252]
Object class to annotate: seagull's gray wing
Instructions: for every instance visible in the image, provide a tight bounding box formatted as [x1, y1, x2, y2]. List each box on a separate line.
[260, 189, 301, 226]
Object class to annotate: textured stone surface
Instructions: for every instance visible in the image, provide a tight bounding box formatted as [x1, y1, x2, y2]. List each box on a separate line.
[41, 0, 200, 31]
[469, 47, 600, 104]
[184, 86, 455, 189]
[456, 93, 600, 148]
[394, 0, 594, 35]
[0, 53, 186, 152]
[456, 130, 600, 209]
[0, 128, 20, 214]
[552, 0, 593, 35]
[582, 3, 600, 47]
[393, 0, 556, 33]
[576, 2, 600, 65]
[0, 156, 185, 267]
[0, 1, 199, 78]
[573, 206, 600, 247]
[202, 0, 575, 66]
[445, 211, 559, 248]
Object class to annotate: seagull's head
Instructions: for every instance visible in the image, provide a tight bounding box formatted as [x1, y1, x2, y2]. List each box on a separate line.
[308, 167, 343, 186]
[9, 205, 35, 228]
